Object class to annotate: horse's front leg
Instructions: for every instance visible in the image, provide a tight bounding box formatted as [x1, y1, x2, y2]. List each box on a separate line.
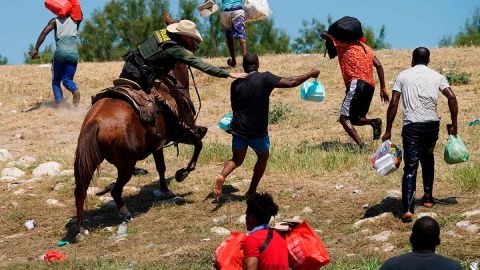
[175, 140, 203, 182]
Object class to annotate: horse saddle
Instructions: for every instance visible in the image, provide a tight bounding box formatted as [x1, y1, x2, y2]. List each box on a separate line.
[91, 78, 159, 123]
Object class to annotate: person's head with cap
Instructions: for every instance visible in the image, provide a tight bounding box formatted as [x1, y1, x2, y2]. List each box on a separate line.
[167, 20, 203, 52]
[410, 216, 441, 252]
[412, 47, 430, 67]
[242, 52, 259, 73]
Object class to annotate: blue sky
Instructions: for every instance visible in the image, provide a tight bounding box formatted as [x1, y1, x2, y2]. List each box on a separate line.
[0, 0, 477, 64]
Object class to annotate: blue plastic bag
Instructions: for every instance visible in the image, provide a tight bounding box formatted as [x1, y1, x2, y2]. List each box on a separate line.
[444, 135, 469, 164]
[218, 113, 233, 132]
[300, 80, 325, 102]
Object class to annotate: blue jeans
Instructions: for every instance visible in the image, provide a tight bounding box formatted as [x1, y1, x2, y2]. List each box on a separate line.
[401, 122, 439, 213]
[52, 60, 78, 103]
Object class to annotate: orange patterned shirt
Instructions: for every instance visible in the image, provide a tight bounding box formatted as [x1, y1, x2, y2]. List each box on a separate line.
[333, 39, 375, 88]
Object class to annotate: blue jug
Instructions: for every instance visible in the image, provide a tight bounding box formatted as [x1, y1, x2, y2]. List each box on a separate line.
[300, 80, 325, 102]
[218, 113, 233, 132]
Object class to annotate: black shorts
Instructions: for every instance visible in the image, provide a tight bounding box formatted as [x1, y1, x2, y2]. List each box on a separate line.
[340, 79, 374, 124]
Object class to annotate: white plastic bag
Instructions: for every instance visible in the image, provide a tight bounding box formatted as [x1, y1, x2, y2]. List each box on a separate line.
[244, 0, 271, 22]
[370, 140, 402, 176]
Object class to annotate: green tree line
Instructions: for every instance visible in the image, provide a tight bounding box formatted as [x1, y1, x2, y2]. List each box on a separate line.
[440, 7, 480, 47]
[24, 0, 390, 63]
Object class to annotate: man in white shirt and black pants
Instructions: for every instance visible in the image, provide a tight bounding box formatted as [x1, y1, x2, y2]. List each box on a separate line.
[381, 47, 458, 223]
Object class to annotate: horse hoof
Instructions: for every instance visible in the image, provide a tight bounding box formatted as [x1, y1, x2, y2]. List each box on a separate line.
[175, 168, 190, 182]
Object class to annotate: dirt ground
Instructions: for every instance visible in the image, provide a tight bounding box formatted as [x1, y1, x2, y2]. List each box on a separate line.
[0, 48, 479, 269]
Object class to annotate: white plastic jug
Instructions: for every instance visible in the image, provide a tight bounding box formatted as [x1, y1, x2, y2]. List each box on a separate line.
[373, 153, 398, 176]
[300, 80, 325, 102]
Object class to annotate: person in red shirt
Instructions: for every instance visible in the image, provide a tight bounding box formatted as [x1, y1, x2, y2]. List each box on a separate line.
[243, 193, 289, 270]
[321, 32, 389, 148]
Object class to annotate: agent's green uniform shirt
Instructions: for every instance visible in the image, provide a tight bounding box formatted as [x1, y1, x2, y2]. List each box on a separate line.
[138, 29, 229, 78]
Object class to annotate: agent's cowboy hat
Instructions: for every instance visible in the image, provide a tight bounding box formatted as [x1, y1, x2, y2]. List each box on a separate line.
[198, 0, 219, 18]
[166, 20, 203, 42]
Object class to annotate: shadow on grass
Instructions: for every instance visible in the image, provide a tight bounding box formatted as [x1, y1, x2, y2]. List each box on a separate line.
[204, 184, 246, 212]
[63, 177, 194, 242]
[364, 197, 459, 220]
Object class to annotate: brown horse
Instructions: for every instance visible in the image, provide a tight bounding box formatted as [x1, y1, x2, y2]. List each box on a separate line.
[74, 63, 203, 236]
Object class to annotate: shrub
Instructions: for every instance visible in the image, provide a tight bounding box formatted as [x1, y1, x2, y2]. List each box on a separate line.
[269, 102, 291, 124]
[441, 64, 471, 85]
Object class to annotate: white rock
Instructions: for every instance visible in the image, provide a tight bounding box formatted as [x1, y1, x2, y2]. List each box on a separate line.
[383, 243, 395, 252]
[463, 210, 480, 219]
[46, 199, 63, 206]
[417, 212, 438, 219]
[303, 207, 313, 213]
[14, 133, 23, 139]
[0, 176, 19, 182]
[354, 213, 392, 228]
[53, 183, 65, 191]
[456, 221, 479, 233]
[368, 231, 393, 242]
[0, 149, 13, 162]
[353, 189, 362, 194]
[1, 167, 25, 179]
[210, 227, 231, 236]
[362, 203, 369, 209]
[16, 156, 37, 167]
[32, 162, 61, 177]
[335, 184, 344, 190]
[201, 238, 211, 242]
[384, 190, 401, 200]
[213, 215, 227, 223]
[24, 220, 36, 230]
[13, 189, 25, 195]
[59, 170, 74, 176]
[117, 222, 128, 237]
[238, 214, 246, 224]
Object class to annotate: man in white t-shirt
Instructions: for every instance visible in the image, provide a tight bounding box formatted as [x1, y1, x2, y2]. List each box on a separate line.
[381, 47, 458, 223]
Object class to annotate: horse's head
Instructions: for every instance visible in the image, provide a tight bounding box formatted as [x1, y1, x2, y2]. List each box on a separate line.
[163, 12, 178, 26]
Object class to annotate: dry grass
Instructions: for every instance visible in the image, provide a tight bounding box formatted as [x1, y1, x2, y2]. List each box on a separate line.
[0, 48, 479, 269]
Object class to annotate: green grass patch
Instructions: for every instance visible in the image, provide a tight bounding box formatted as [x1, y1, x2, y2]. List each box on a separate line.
[325, 257, 382, 270]
[269, 102, 291, 124]
[441, 64, 471, 86]
[453, 163, 480, 190]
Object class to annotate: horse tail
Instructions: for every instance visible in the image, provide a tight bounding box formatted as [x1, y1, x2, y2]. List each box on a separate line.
[74, 121, 102, 218]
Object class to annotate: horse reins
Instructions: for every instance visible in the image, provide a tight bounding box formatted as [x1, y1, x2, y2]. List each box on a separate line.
[189, 66, 202, 123]
[161, 66, 202, 152]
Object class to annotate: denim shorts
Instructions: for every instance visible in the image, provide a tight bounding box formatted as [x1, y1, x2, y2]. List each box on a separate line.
[232, 134, 270, 154]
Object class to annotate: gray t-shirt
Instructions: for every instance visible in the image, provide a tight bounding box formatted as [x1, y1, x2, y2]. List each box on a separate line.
[393, 65, 450, 126]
